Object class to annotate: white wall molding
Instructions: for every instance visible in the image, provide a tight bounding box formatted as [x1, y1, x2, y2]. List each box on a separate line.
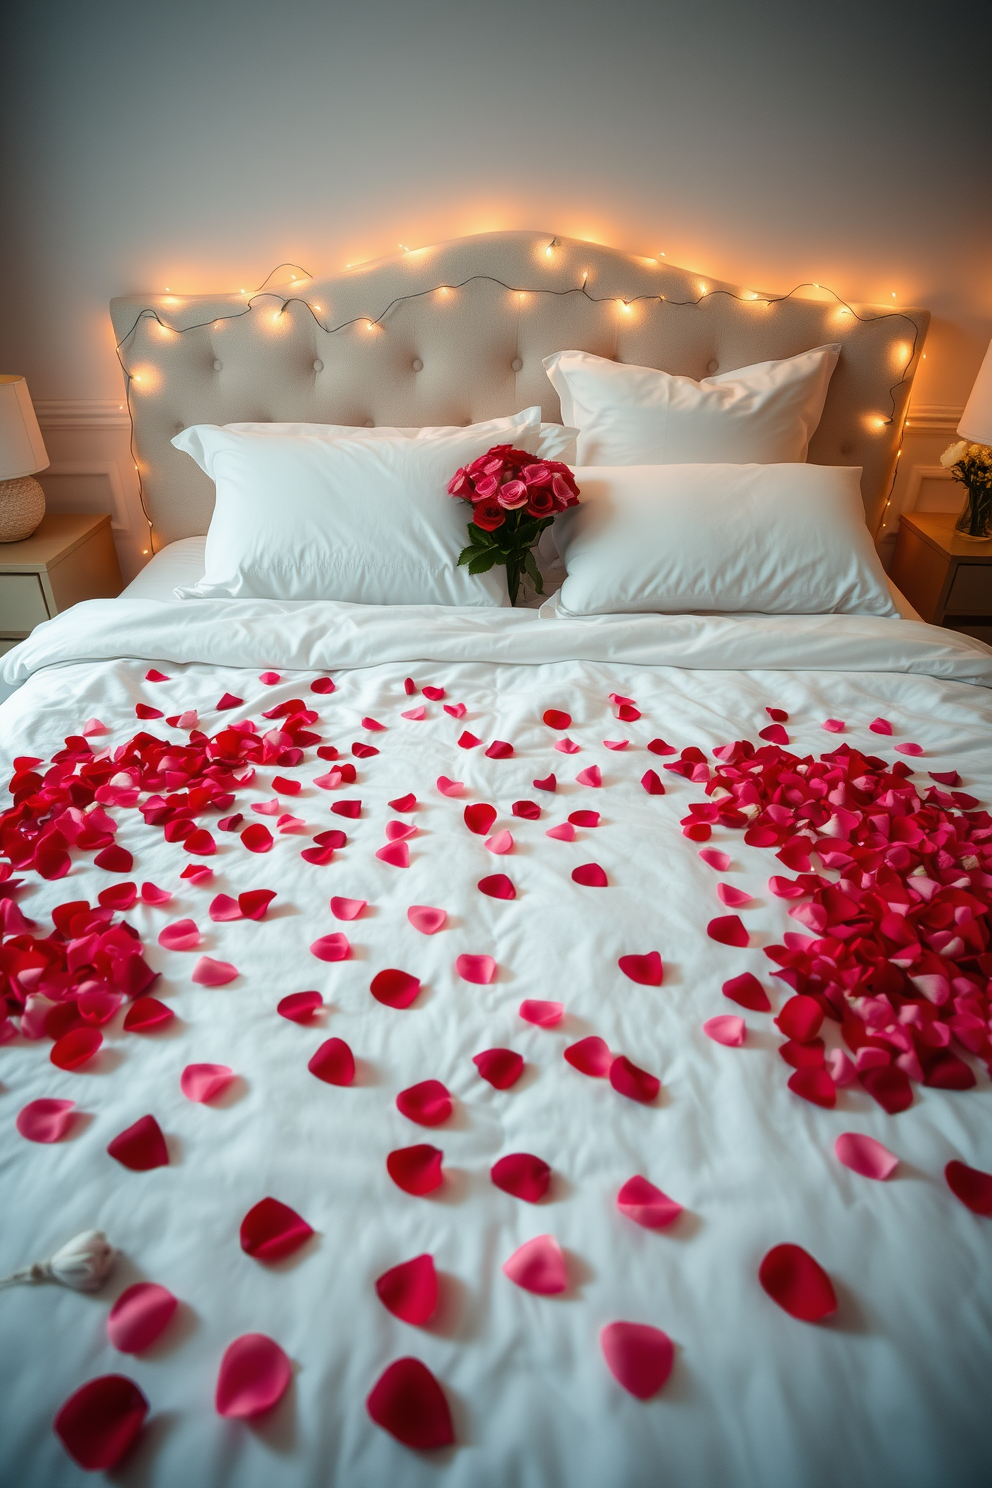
[904, 404, 962, 433]
[41, 461, 130, 532]
[35, 399, 131, 430]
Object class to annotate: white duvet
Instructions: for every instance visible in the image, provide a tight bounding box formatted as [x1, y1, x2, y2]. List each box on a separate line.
[0, 597, 990, 1488]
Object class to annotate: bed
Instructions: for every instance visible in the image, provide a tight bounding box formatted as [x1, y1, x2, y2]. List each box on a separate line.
[0, 232, 989, 1488]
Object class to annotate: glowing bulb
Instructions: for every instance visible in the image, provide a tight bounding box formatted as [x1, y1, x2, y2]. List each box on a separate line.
[581, 271, 588, 285]
[164, 286, 170, 292]
[311, 303, 322, 313]
[240, 288, 246, 294]
[366, 320, 375, 331]
[891, 291, 896, 298]
[618, 299, 632, 314]
[398, 243, 410, 252]
[699, 284, 708, 295]
[659, 251, 666, 257]
[545, 246, 553, 258]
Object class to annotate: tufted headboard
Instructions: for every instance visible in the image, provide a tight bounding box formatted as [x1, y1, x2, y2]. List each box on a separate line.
[110, 230, 929, 547]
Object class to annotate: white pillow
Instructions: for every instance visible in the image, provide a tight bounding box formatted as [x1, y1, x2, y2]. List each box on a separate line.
[543, 346, 840, 466]
[554, 464, 896, 617]
[171, 427, 536, 605]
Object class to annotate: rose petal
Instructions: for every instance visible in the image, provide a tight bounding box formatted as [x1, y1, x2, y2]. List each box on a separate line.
[775, 996, 824, 1043]
[376, 841, 410, 868]
[554, 737, 580, 754]
[311, 676, 335, 694]
[533, 773, 557, 792]
[546, 823, 575, 841]
[576, 766, 602, 788]
[945, 1159, 992, 1216]
[568, 810, 600, 828]
[386, 820, 416, 841]
[191, 956, 239, 986]
[485, 740, 514, 759]
[241, 823, 273, 853]
[704, 1015, 746, 1047]
[473, 1047, 524, 1088]
[371, 969, 421, 1009]
[401, 706, 426, 721]
[406, 904, 447, 936]
[301, 845, 336, 865]
[123, 997, 173, 1032]
[458, 731, 481, 749]
[717, 883, 752, 907]
[180, 1063, 234, 1103]
[835, 1133, 899, 1181]
[647, 738, 676, 755]
[491, 1151, 551, 1202]
[51, 1026, 103, 1070]
[641, 770, 665, 795]
[478, 873, 515, 900]
[788, 1067, 837, 1106]
[331, 799, 362, 819]
[707, 914, 748, 947]
[361, 716, 385, 731]
[618, 952, 663, 987]
[158, 918, 200, 951]
[366, 1357, 454, 1450]
[331, 896, 366, 921]
[82, 718, 108, 737]
[617, 1175, 683, 1229]
[600, 1321, 674, 1400]
[610, 1055, 659, 1103]
[543, 709, 572, 729]
[140, 881, 171, 905]
[603, 739, 629, 751]
[54, 1375, 148, 1470]
[387, 1144, 443, 1195]
[16, 1098, 76, 1143]
[308, 1037, 355, 1085]
[98, 881, 137, 912]
[396, 1080, 452, 1126]
[759, 1243, 837, 1321]
[436, 776, 463, 797]
[699, 848, 731, 871]
[107, 1283, 178, 1354]
[422, 686, 445, 701]
[215, 1333, 292, 1419]
[95, 844, 135, 873]
[455, 953, 496, 984]
[572, 862, 608, 887]
[389, 793, 418, 812]
[722, 973, 771, 1012]
[107, 1114, 168, 1170]
[564, 1036, 611, 1076]
[135, 704, 163, 720]
[894, 742, 924, 756]
[277, 990, 323, 1023]
[485, 830, 514, 855]
[759, 724, 790, 745]
[146, 670, 172, 686]
[464, 802, 497, 835]
[216, 692, 242, 710]
[375, 1255, 438, 1325]
[443, 702, 466, 719]
[352, 742, 379, 759]
[260, 671, 281, 684]
[869, 717, 892, 734]
[240, 1197, 314, 1260]
[822, 718, 845, 733]
[502, 1234, 567, 1294]
[310, 933, 350, 962]
[519, 999, 564, 1027]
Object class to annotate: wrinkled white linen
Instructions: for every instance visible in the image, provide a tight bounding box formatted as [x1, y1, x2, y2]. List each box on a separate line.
[0, 600, 990, 1488]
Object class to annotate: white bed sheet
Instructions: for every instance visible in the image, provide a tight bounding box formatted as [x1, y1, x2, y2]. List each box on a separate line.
[0, 598, 989, 1488]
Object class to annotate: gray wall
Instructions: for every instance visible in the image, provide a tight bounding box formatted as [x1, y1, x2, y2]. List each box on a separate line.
[1, 0, 989, 407]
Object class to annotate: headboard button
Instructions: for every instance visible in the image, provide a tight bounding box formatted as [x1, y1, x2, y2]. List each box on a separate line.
[312, 359, 324, 372]
[707, 359, 719, 374]
[212, 359, 223, 372]
[411, 358, 423, 372]
[511, 357, 523, 372]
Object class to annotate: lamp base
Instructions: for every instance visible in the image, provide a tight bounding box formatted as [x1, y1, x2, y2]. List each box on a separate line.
[0, 476, 46, 542]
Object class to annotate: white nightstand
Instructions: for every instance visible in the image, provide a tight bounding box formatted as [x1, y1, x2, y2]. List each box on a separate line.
[0, 512, 122, 655]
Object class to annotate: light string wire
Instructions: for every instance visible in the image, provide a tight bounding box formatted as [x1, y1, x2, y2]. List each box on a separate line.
[116, 253, 924, 553]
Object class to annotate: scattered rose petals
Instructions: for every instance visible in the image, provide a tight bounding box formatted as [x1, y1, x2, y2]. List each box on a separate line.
[158, 918, 200, 951]
[569, 810, 600, 828]
[455, 953, 496, 984]
[788, 1067, 836, 1107]
[436, 776, 463, 797]
[945, 1159, 992, 1216]
[564, 1036, 611, 1076]
[775, 996, 823, 1043]
[894, 741, 923, 756]
[123, 997, 173, 1032]
[600, 1322, 674, 1400]
[277, 990, 323, 1022]
[458, 731, 481, 749]
[371, 969, 420, 1009]
[576, 765, 602, 788]
[310, 933, 350, 962]
[722, 972, 771, 1012]
[310, 677, 335, 694]
[502, 1234, 567, 1294]
[641, 770, 665, 795]
[618, 952, 663, 986]
[533, 773, 557, 792]
[572, 862, 608, 887]
[389, 793, 417, 811]
[485, 830, 514, 855]
[464, 802, 497, 835]
[396, 1080, 452, 1126]
[140, 881, 171, 904]
[16, 1098, 76, 1143]
[240, 1197, 314, 1260]
[492, 1151, 551, 1202]
[107, 1283, 178, 1354]
[51, 1027, 102, 1070]
[543, 709, 572, 729]
[375, 1255, 438, 1325]
[822, 718, 845, 732]
[704, 1015, 746, 1047]
[180, 1063, 234, 1103]
[699, 848, 731, 871]
[759, 1244, 837, 1321]
[717, 883, 752, 907]
[376, 841, 410, 868]
[520, 999, 563, 1027]
[835, 1133, 898, 1180]
[191, 956, 239, 986]
[54, 1375, 148, 1470]
[554, 737, 580, 754]
[241, 823, 273, 853]
[387, 1144, 443, 1195]
[308, 1037, 355, 1085]
[610, 1055, 659, 1103]
[473, 1048, 524, 1088]
[707, 914, 748, 947]
[443, 702, 466, 718]
[546, 823, 575, 841]
[107, 1114, 168, 1171]
[617, 1175, 682, 1228]
[366, 1357, 454, 1450]
[331, 896, 366, 921]
[215, 1334, 292, 1419]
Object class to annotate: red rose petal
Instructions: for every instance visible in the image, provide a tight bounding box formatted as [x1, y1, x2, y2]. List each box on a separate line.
[301, 845, 336, 865]
[371, 969, 421, 1009]
[519, 999, 563, 1027]
[641, 769, 665, 795]
[135, 704, 163, 720]
[618, 952, 663, 986]
[396, 1079, 452, 1126]
[422, 686, 445, 701]
[361, 715, 385, 731]
[860, 1063, 914, 1113]
[308, 1037, 355, 1085]
[533, 773, 557, 792]
[869, 716, 892, 734]
[572, 862, 608, 887]
[704, 1015, 746, 1047]
[492, 1151, 551, 1202]
[51, 1026, 102, 1070]
[277, 990, 323, 1022]
[473, 1047, 524, 1088]
[822, 718, 845, 733]
[352, 741, 379, 759]
[107, 1114, 168, 1170]
[610, 1055, 659, 1103]
[436, 776, 463, 796]
[485, 739, 514, 759]
[543, 709, 572, 729]
[389, 793, 418, 811]
[16, 1098, 76, 1143]
[945, 1159, 992, 1216]
[759, 1243, 837, 1322]
[216, 692, 243, 710]
[145, 668, 169, 681]
[722, 972, 771, 1012]
[894, 740, 923, 755]
[140, 881, 171, 905]
[240, 889, 276, 920]
[478, 873, 515, 899]
[707, 914, 748, 947]
[443, 702, 466, 718]
[240, 1196, 314, 1260]
[759, 723, 790, 745]
[99, 881, 137, 911]
[95, 845, 134, 873]
[569, 810, 600, 828]
[123, 997, 174, 1032]
[775, 996, 823, 1042]
[387, 1144, 443, 1195]
[386, 820, 416, 841]
[717, 883, 752, 907]
[765, 707, 789, 722]
[310, 676, 336, 694]
[366, 1357, 454, 1450]
[564, 1036, 611, 1076]
[241, 823, 273, 853]
[107, 1283, 178, 1354]
[375, 1254, 439, 1325]
[647, 738, 676, 755]
[502, 1234, 567, 1294]
[407, 904, 447, 935]
[455, 953, 496, 984]
[314, 831, 346, 850]
[310, 933, 351, 962]
[464, 802, 497, 835]
[182, 829, 216, 856]
[835, 1133, 898, 1180]
[215, 1333, 292, 1419]
[191, 956, 239, 985]
[332, 799, 362, 819]
[180, 1063, 234, 1103]
[458, 731, 481, 749]
[617, 1175, 683, 1229]
[699, 848, 731, 870]
[576, 765, 602, 788]
[54, 1375, 148, 1470]
[683, 822, 711, 842]
[600, 1321, 674, 1400]
[376, 841, 410, 867]
[158, 918, 200, 951]
[260, 671, 281, 683]
[788, 1066, 836, 1106]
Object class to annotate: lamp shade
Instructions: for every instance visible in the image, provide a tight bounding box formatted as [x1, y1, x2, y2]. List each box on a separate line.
[958, 340, 992, 446]
[0, 376, 49, 480]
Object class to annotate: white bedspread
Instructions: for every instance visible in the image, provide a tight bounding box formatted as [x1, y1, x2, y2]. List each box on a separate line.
[1, 599, 990, 1488]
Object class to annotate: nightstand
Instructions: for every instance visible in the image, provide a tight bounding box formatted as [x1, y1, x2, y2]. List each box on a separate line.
[889, 511, 992, 644]
[0, 512, 122, 656]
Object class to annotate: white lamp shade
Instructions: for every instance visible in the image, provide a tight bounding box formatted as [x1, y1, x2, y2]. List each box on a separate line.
[0, 376, 49, 480]
[958, 339, 992, 446]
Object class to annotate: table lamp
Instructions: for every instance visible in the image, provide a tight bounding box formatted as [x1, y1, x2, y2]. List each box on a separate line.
[0, 375, 49, 542]
[958, 339, 992, 446]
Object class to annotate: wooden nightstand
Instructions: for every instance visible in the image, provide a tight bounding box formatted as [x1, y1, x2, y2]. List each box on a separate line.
[890, 511, 992, 644]
[0, 512, 122, 656]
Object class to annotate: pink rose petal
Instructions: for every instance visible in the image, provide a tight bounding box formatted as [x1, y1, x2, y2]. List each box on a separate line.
[215, 1333, 292, 1418]
[707, 914, 748, 947]
[822, 718, 845, 733]
[572, 862, 608, 887]
[555, 737, 580, 754]
[835, 1133, 899, 1180]
[54, 1375, 148, 1470]
[123, 997, 174, 1032]
[704, 1015, 746, 1047]
[16, 1098, 76, 1143]
[366, 1357, 454, 1450]
[158, 918, 200, 951]
[371, 969, 421, 1009]
[502, 1234, 567, 1294]
[107, 1114, 168, 1171]
[618, 952, 663, 986]
[869, 717, 892, 735]
[492, 1151, 551, 1202]
[603, 739, 629, 751]
[278, 990, 323, 1022]
[401, 706, 426, 720]
[180, 1063, 234, 1103]
[485, 830, 514, 855]
[310, 933, 351, 962]
[107, 1283, 178, 1354]
[610, 1055, 659, 1103]
[894, 742, 923, 756]
[191, 956, 239, 986]
[140, 881, 172, 905]
[600, 1321, 674, 1399]
[519, 999, 564, 1027]
[386, 820, 417, 841]
[473, 1047, 524, 1088]
[617, 1175, 683, 1229]
[260, 671, 281, 684]
[240, 1196, 314, 1260]
[436, 776, 463, 797]
[759, 1244, 837, 1322]
[458, 730, 481, 749]
[375, 1254, 438, 1325]
[443, 702, 466, 719]
[82, 717, 108, 737]
[478, 873, 516, 899]
[455, 953, 496, 984]
[331, 896, 366, 921]
[376, 841, 410, 868]
[699, 848, 731, 871]
[641, 769, 665, 795]
[387, 1143, 444, 1195]
[464, 802, 497, 835]
[546, 822, 575, 841]
[208, 894, 241, 922]
[533, 773, 557, 792]
[407, 904, 447, 935]
[576, 765, 602, 788]
[361, 716, 385, 731]
[564, 1036, 611, 1076]
[422, 686, 445, 701]
[396, 1080, 452, 1126]
[717, 883, 752, 907]
[308, 1037, 355, 1085]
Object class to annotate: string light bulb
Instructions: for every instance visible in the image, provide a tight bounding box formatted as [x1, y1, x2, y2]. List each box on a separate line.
[545, 237, 561, 258]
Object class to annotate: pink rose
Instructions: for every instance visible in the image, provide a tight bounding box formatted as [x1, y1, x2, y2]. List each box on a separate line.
[527, 488, 556, 517]
[497, 479, 529, 509]
[473, 499, 506, 532]
[522, 463, 551, 486]
[551, 472, 578, 507]
[448, 468, 471, 497]
[473, 474, 500, 500]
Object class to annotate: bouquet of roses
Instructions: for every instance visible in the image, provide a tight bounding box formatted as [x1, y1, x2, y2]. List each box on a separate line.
[447, 444, 580, 605]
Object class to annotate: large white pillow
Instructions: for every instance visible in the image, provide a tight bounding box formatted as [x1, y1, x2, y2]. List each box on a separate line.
[171, 427, 535, 605]
[543, 346, 840, 466]
[554, 463, 896, 617]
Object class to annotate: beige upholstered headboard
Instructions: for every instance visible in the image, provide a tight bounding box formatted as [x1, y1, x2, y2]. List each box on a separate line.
[110, 230, 929, 547]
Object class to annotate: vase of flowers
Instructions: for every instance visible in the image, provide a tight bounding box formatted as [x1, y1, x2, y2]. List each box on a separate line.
[448, 445, 580, 604]
[940, 439, 992, 541]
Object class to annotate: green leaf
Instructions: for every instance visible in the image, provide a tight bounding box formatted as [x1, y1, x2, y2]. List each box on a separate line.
[524, 549, 543, 592]
[468, 551, 499, 574]
[458, 545, 487, 567]
[467, 523, 495, 547]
